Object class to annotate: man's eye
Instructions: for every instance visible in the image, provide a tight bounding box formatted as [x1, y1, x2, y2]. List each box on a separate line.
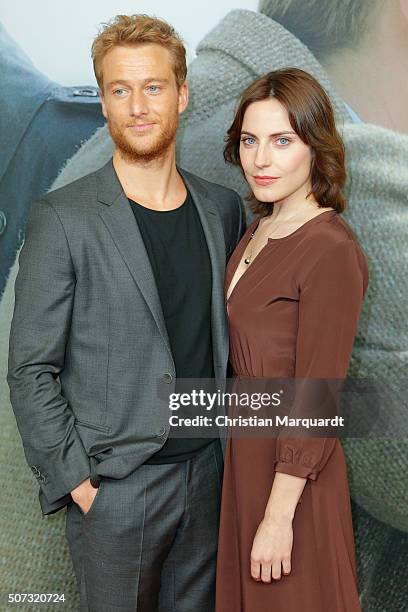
[277, 137, 290, 145]
[147, 85, 160, 93]
[113, 89, 126, 96]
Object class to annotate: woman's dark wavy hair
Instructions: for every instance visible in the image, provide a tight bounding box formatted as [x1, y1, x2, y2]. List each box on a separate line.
[224, 67, 347, 216]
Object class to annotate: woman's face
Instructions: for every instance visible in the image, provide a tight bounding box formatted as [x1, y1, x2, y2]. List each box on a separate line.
[239, 98, 314, 204]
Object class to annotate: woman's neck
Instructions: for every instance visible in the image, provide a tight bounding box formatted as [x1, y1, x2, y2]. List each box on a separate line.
[268, 194, 325, 224]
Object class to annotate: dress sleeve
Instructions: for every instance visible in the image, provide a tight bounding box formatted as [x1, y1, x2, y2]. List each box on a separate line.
[275, 239, 368, 480]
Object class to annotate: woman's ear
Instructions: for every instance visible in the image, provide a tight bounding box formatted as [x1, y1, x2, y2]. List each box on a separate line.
[310, 147, 316, 170]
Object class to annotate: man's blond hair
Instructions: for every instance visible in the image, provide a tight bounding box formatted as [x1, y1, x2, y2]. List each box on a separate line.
[92, 14, 187, 89]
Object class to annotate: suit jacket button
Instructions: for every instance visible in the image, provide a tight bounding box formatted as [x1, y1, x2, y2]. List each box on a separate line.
[163, 373, 173, 383]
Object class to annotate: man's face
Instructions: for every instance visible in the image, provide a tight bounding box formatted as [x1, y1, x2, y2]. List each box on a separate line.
[100, 43, 188, 163]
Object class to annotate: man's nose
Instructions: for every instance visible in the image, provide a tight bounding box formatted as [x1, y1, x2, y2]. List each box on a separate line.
[129, 91, 149, 116]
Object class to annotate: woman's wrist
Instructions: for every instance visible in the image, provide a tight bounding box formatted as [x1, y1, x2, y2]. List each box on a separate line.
[262, 472, 306, 525]
[264, 506, 295, 525]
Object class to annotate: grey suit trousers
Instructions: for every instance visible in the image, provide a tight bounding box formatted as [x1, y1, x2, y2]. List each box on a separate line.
[65, 439, 223, 612]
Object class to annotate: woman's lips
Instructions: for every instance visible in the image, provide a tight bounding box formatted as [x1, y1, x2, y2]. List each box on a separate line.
[253, 176, 280, 186]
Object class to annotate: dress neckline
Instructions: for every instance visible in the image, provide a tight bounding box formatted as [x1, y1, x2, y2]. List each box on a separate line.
[262, 208, 336, 242]
[226, 209, 337, 304]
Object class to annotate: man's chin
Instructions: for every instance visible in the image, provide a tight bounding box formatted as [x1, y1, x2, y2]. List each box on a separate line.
[116, 142, 173, 164]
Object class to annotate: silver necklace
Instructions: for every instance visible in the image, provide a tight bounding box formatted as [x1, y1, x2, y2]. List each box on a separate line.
[244, 218, 281, 266]
[244, 231, 257, 265]
[244, 218, 280, 265]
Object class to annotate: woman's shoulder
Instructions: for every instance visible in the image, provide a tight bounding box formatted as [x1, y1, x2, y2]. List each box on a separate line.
[305, 210, 363, 251]
[302, 211, 369, 292]
[329, 211, 362, 243]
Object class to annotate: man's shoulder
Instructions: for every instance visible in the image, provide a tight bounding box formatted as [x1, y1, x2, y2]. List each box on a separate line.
[43, 165, 102, 209]
[180, 167, 241, 205]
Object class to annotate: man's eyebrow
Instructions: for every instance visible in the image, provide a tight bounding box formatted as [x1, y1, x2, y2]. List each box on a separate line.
[240, 130, 297, 137]
[107, 78, 170, 87]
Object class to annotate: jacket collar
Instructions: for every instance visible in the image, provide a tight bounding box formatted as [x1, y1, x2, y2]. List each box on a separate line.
[96, 158, 228, 370]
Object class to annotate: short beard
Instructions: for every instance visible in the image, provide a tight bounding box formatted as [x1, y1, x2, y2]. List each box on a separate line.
[108, 111, 179, 165]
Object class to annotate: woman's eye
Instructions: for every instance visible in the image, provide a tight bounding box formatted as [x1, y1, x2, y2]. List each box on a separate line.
[277, 137, 290, 145]
[241, 137, 256, 146]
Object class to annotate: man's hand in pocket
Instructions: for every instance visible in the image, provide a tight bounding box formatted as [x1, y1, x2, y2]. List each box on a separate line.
[70, 477, 98, 515]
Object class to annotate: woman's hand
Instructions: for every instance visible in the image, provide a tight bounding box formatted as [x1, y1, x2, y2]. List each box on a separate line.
[250, 515, 293, 582]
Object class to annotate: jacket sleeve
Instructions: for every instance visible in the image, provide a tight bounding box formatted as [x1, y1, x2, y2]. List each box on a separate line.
[7, 198, 91, 507]
[235, 192, 247, 246]
[275, 239, 368, 480]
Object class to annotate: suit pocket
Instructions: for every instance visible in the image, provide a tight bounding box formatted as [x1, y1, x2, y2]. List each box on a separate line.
[79, 478, 105, 519]
[75, 418, 111, 433]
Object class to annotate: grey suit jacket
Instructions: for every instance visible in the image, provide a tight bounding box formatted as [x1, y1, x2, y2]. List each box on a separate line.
[7, 158, 245, 516]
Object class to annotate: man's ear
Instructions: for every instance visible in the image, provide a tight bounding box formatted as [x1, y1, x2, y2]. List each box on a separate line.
[178, 81, 189, 115]
[99, 89, 108, 120]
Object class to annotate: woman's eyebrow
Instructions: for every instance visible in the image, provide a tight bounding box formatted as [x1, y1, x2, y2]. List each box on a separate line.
[240, 130, 297, 137]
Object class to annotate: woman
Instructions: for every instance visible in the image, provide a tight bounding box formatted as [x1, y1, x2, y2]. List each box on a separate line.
[216, 68, 368, 612]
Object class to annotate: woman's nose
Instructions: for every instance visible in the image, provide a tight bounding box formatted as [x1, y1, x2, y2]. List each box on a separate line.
[254, 145, 272, 168]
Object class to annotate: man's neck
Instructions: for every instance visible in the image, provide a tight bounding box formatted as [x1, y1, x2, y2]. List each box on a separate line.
[112, 147, 187, 211]
[321, 1, 408, 133]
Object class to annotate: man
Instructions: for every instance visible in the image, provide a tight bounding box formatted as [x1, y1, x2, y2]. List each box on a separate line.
[7, 14, 245, 612]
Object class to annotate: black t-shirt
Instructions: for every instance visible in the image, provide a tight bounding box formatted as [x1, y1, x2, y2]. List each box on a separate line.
[128, 189, 217, 463]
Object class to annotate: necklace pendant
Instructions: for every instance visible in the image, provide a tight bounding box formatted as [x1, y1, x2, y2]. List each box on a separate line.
[244, 257, 250, 265]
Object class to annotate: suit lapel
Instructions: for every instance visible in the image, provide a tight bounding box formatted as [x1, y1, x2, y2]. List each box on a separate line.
[96, 159, 172, 358]
[178, 167, 229, 375]
[95, 158, 228, 373]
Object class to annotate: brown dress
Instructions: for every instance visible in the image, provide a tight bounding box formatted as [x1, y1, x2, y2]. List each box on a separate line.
[216, 210, 368, 612]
